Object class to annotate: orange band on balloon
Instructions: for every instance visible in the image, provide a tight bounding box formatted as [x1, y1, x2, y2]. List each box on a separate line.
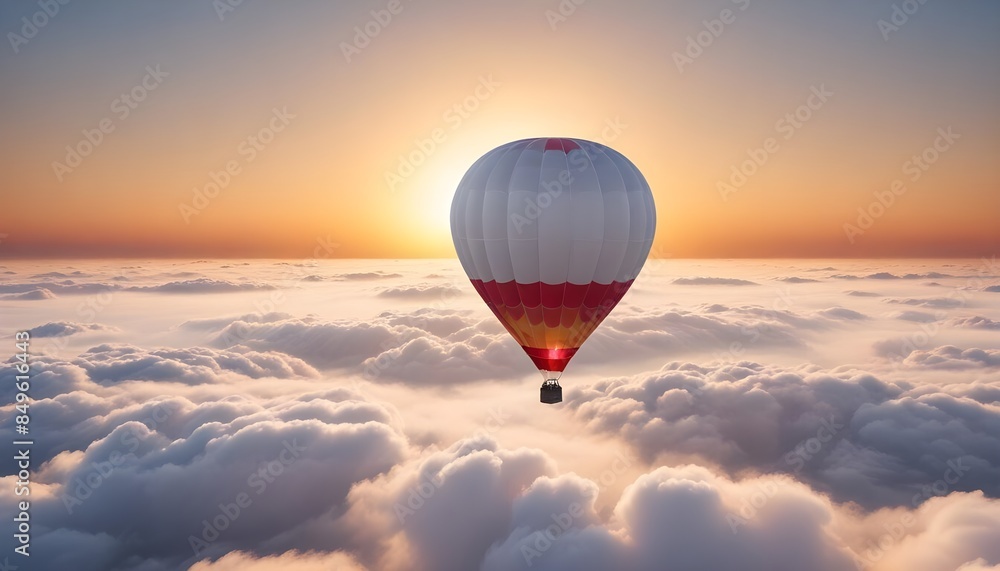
[470, 279, 633, 372]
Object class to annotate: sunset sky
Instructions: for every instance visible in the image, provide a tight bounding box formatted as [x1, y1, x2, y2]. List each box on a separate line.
[3, 4, 1000, 570]
[1, 0, 998, 258]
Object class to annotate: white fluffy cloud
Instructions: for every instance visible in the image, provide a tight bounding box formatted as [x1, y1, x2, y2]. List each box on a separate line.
[0, 345, 321, 467]
[335, 272, 403, 280]
[341, 437, 1000, 571]
[342, 436, 556, 571]
[376, 284, 464, 299]
[957, 560, 1000, 571]
[833, 272, 953, 280]
[900, 346, 1000, 369]
[885, 297, 965, 309]
[74, 344, 320, 384]
[861, 492, 1000, 571]
[181, 312, 297, 332]
[894, 310, 941, 323]
[673, 277, 758, 286]
[777, 276, 820, 283]
[127, 278, 277, 293]
[183, 301, 873, 384]
[558, 302, 872, 369]
[482, 465, 860, 571]
[189, 550, 367, 570]
[565, 360, 1000, 509]
[951, 316, 1000, 330]
[0, 287, 56, 299]
[198, 310, 524, 383]
[0, 280, 117, 295]
[0, 386, 407, 571]
[27, 321, 119, 337]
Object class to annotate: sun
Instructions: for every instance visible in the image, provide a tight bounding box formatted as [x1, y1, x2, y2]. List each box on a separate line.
[400, 115, 582, 256]
[405, 142, 490, 256]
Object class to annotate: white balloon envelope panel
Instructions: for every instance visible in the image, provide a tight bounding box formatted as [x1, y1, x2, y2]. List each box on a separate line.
[450, 138, 656, 403]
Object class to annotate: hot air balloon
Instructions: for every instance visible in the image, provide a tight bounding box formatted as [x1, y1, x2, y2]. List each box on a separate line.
[450, 138, 656, 404]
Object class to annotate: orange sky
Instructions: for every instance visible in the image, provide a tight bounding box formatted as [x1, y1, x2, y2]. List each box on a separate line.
[1, 1, 998, 258]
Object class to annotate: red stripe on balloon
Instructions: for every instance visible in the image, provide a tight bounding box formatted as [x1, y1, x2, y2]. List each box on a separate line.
[470, 279, 633, 313]
[562, 283, 587, 308]
[471, 278, 631, 335]
[516, 281, 541, 307]
[483, 280, 504, 307]
[543, 138, 581, 153]
[583, 283, 610, 309]
[521, 346, 578, 372]
[471, 280, 632, 306]
[497, 280, 520, 306]
[540, 282, 565, 308]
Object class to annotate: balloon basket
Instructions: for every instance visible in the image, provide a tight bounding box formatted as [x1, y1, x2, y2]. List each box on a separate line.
[540, 380, 562, 404]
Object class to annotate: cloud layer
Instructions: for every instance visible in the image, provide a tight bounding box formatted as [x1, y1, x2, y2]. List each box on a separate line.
[1, 258, 997, 570]
[566, 360, 1000, 509]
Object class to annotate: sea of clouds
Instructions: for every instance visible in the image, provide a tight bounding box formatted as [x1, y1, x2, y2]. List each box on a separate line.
[1, 257, 999, 571]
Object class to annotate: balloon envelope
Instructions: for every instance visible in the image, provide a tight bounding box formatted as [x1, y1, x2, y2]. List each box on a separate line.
[450, 138, 656, 384]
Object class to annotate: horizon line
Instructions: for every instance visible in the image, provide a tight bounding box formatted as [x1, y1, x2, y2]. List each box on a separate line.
[0, 255, 996, 261]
